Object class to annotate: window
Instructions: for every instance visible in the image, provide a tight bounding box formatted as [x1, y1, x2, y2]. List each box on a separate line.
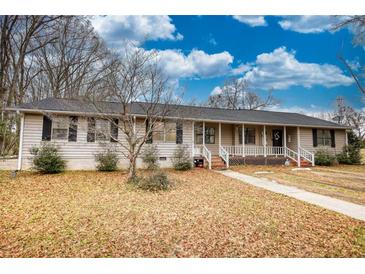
[205, 127, 215, 144]
[317, 129, 332, 146]
[244, 128, 255, 145]
[153, 122, 165, 142]
[96, 119, 110, 141]
[87, 118, 113, 142]
[52, 117, 69, 140]
[195, 124, 203, 144]
[195, 125, 215, 144]
[165, 122, 176, 142]
[150, 121, 177, 143]
[239, 127, 256, 145]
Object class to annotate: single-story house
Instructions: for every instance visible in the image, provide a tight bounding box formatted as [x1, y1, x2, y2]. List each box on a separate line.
[8, 97, 349, 170]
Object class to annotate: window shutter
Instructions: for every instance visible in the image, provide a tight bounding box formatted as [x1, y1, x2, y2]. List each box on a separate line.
[330, 129, 336, 147]
[146, 119, 153, 144]
[110, 119, 118, 142]
[312, 128, 317, 147]
[176, 121, 183, 144]
[87, 117, 96, 142]
[42, 115, 52, 141]
[68, 116, 78, 142]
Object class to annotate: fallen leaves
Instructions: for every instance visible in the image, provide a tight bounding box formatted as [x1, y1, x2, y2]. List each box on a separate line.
[0, 169, 364, 257]
[232, 164, 365, 205]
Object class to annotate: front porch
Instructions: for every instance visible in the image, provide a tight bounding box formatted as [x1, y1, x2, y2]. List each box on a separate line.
[191, 121, 314, 169]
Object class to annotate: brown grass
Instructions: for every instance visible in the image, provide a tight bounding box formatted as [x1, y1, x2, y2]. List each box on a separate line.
[232, 165, 365, 206]
[0, 169, 364, 257]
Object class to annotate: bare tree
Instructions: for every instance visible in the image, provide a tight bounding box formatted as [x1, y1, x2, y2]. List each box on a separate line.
[0, 16, 117, 156]
[333, 16, 365, 98]
[91, 47, 179, 180]
[31, 16, 115, 101]
[332, 96, 365, 140]
[0, 16, 61, 157]
[206, 77, 278, 110]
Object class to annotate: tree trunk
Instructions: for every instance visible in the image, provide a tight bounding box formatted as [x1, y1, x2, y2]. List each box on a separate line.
[128, 155, 137, 181]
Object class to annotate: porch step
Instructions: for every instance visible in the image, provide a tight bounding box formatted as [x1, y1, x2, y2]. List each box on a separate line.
[290, 159, 312, 167]
[211, 156, 227, 170]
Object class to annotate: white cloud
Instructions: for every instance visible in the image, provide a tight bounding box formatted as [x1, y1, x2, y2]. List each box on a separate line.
[91, 15, 183, 46]
[267, 105, 332, 117]
[157, 49, 234, 79]
[278, 16, 345, 33]
[211, 86, 222, 95]
[231, 63, 252, 75]
[232, 16, 267, 27]
[241, 47, 353, 90]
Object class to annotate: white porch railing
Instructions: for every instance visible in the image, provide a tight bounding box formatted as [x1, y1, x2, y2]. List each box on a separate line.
[284, 146, 298, 162]
[219, 145, 229, 168]
[194, 145, 212, 169]
[222, 145, 285, 157]
[299, 147, 315, 166]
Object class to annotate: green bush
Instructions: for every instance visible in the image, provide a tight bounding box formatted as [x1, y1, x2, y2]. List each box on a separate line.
[95, 149, 119, 171]
[30, 143, 65, 173]
[336, 131, 362, 165]
[315, 149, 337, 166]
[142, 145, 159, 170]
[336, 148, 352, 165]
[130, 171, 171, 191]
[172, 145, 192, 171]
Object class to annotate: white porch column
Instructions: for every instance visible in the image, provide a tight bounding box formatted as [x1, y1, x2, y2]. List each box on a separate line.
[263, 125, 267, 157]
[297, 126, 301, 167]
[202, 121, 205, 146]
[345, 130, 348, 146]
[218, 122, 221, 148]
[242, 124, 245, 157]
[191, 121, 195, 158]
[283, 126, 287, 157]
[17, 113, 25, 170]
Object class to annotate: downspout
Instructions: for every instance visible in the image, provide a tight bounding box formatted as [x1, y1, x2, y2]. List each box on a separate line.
[17, 112, 25, 171]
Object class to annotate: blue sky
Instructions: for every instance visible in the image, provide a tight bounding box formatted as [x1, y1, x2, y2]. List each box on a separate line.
[91, 15, 364, 113]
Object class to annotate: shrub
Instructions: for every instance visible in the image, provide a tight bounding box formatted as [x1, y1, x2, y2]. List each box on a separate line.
[142, 145, 159, 170]
[172, 145, 192, 171]
[336, 132, 362, 165]
[95, 149, 119, 171]
[336, 148, 352, 165]
[129, 171, 171, 192]
[30, 143, 65, 173]
[315, 149, 337, 166]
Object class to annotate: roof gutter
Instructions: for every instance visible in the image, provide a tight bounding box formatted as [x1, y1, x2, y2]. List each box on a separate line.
[6, 107, 350, 130]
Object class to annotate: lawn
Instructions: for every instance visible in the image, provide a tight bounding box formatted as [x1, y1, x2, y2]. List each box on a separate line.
[232, 165, 365, 206]
[0, 169, 364, 257]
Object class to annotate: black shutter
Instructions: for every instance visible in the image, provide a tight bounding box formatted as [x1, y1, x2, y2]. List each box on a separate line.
[87, 117, 95, 142]
[110, 119, 118, 142]
[68, 116, 78, 142]
[312, 128, 317, 147]
[330, 129, 336, 147]
[146, 119, 153, 144]
[42, 115, 52, 141]
[176, 121, 183, 144]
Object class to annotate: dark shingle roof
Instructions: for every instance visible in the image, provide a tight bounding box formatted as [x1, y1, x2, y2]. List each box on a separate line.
[9, 97, 347, 129]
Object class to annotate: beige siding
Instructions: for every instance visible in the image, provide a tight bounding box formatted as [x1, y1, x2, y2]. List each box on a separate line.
[299, 127, 346, 155]
[21, 114, 193, 170]
[286, 127, 298, 151]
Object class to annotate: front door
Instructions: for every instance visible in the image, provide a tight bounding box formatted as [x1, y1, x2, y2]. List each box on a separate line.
[272, 129, 283, 147]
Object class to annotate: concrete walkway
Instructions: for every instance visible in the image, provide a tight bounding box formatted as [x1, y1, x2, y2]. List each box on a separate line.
[217, 170, 365, 221]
